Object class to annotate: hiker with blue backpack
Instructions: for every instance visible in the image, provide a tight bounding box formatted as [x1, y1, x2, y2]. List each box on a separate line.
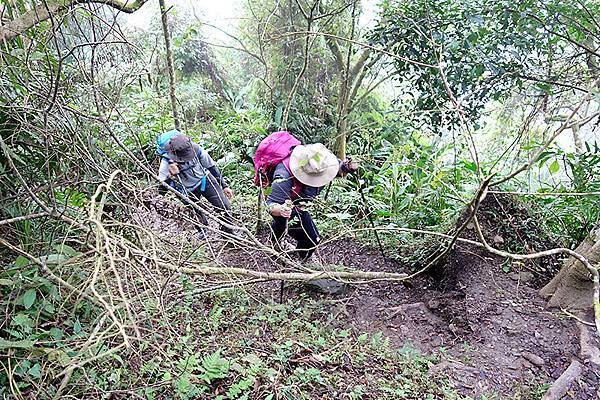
[254, 131, 357, 260]
[156, 130, 235, 239]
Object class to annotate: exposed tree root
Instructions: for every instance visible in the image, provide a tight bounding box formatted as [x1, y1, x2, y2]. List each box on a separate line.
[542, 321, 600, 400]
[541, 360, 583, 400]
[578, 322, 600, 365]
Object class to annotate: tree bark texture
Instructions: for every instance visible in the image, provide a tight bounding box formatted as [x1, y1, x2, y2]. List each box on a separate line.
[158, 0, 181, 130]
[540, 225, 600, 311]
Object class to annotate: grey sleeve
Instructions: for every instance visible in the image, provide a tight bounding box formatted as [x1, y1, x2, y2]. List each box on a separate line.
[198, 148, 216, 169]
[157, 158, 170, 181]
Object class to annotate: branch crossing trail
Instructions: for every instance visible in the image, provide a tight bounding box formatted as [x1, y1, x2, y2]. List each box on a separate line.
[132, 191, 600, 398]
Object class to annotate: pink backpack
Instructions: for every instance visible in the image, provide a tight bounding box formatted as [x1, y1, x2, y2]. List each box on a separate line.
[253, 131, 301, 188]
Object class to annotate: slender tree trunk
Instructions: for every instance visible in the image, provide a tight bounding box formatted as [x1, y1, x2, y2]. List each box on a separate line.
[584, 35, 599, 83]
[321, 2, 373, 159]
[334, 110, 348, 159]
[281, 13, 313, 130]
[571, 124, 583, 155]
[158, 0, 180, 130]
[333, 1, 356, 159]
[540, 224, 600, 311]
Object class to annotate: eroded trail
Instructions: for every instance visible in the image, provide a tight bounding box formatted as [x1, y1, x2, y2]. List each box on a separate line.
[133, 191, 600, 398]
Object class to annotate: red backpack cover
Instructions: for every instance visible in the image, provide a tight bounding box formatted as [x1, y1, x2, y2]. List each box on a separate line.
[253, 131, 301, 187]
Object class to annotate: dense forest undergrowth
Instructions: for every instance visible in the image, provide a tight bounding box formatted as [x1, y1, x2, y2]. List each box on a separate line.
[1, 0, 600, 399]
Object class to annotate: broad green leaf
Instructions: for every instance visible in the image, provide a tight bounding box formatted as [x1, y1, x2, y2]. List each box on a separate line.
[549, 160, 560, 174]
[49, 327, 63, 340]
[144, 388, 156, 400]
[43, 302, 55, 314]
[5, 328, 24, 339]
[274, 106, 283, 127]
[38, 254, 68, 265]
[53, 244, 78, 257]
[73, 319, 82, 334]
[14, 255, 29, 268]
[28, 363, 41, 378]
[0, 278, 14, 286]
[462, 160, 477, 172]
[29, 51, 45, 61]
[112, 353, 124, 364]
[47, 349, 70, 366]
[22, 289, 37, 309]
[0, 139, 26, 165]
[10, 47, 25, 57]
[12, 314, 34, 331]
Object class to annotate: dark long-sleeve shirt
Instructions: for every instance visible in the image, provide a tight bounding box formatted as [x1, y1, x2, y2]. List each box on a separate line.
[266, 162, 321, 205]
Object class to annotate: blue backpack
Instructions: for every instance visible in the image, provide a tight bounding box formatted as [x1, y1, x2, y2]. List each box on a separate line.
[156, 129, 181, 159]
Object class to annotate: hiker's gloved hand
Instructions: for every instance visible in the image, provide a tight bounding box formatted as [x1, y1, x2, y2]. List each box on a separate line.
[223, 187, 234, 199]
[168, 163, 180, 178]
[270, 204, 292, 218]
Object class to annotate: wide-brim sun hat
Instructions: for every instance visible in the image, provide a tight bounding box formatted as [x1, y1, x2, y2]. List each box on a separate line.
[166, 134, 196, 163]
[289, 143, 339, 187]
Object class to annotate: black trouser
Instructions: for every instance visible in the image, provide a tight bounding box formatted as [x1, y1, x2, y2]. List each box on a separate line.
[271, 208, 320, 260]
[187, 174, 233, 234]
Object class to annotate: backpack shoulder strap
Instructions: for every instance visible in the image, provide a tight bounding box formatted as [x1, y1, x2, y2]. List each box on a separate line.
[279, 159, 304, 199]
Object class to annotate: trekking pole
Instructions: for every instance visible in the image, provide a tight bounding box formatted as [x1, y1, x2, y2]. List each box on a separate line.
[323, 181, 333, 201]
[277, 199, 294, 304]
[356, 173, 386, 259]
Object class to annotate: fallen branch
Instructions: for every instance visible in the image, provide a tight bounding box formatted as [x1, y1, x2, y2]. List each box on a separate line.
[0, 212, 49, 226]
[488, 190, 600, 197]
[158, 260, 409, 282]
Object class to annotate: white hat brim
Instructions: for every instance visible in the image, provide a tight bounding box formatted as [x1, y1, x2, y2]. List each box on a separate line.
[289, 144, 339, 187]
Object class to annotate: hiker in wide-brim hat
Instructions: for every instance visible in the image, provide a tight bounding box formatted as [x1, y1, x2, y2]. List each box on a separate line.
[156, 132, 236, 240]
[288, 143, 340, 187]
[264, 141, 358, 260]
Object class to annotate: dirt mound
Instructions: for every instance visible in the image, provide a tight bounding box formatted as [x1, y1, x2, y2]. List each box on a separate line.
[429, 193, 564, 291]
[302, 194, 594, 398]
[473, 193, 563, 273]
